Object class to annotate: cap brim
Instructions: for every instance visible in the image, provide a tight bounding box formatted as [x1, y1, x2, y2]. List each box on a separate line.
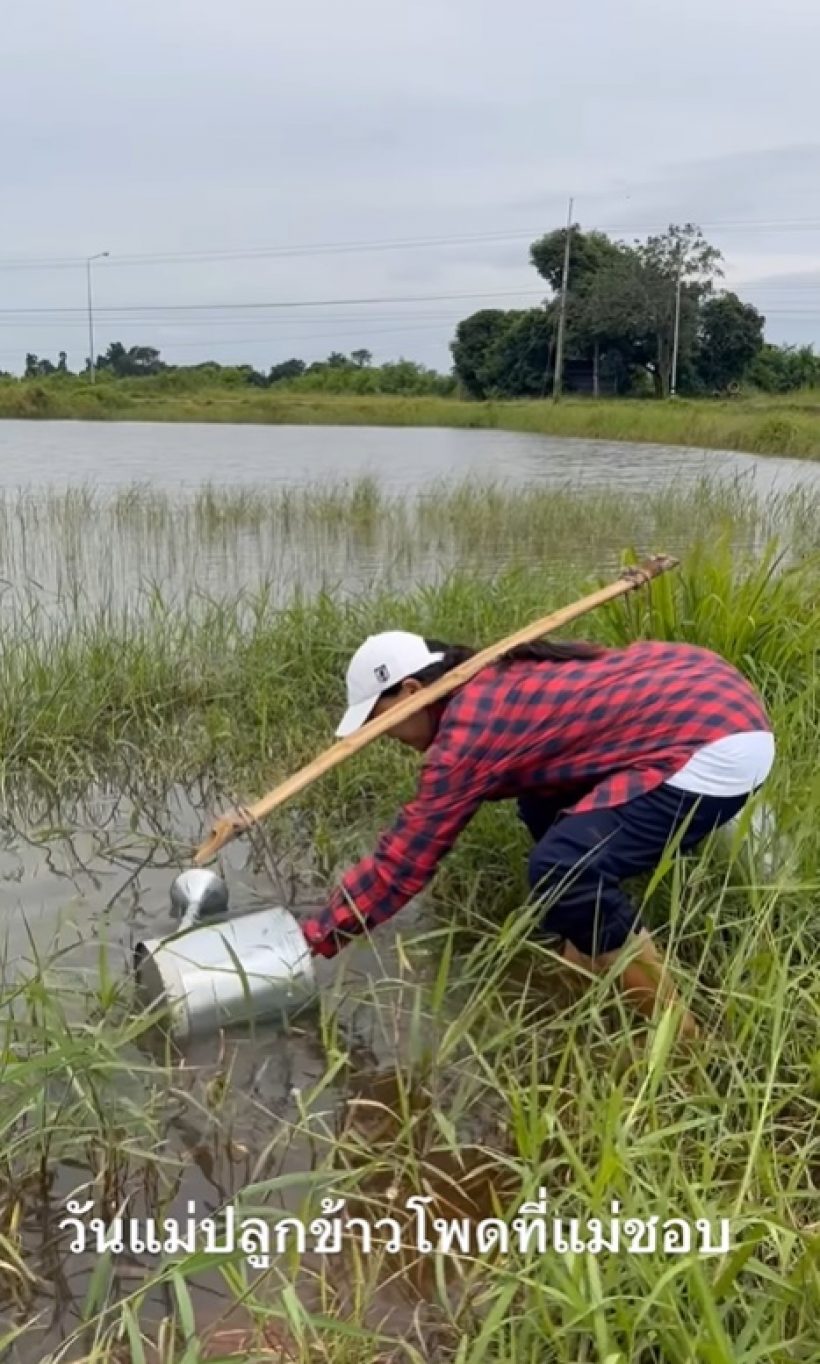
[335, 694, 380, 738]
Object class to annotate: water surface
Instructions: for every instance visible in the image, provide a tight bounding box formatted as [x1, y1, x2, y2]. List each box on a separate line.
[2, 417, 820, 495]
[1, 422, 817, 619]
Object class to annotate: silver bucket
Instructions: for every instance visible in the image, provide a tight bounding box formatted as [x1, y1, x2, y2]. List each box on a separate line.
[134, 905, 317, 1042]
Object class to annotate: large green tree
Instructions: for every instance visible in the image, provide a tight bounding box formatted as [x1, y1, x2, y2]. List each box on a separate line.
[269, 358, 306, 384]
[454, 221, 731, 399]
[572, 224, 723, 397]
[451, 310, 519, 398]
[96, 342, 165, 377]
[633, 224, 723, 395]
[483, 309, 553, 397]
[530, 227, 626, 295]
[696, 292, 765, 390]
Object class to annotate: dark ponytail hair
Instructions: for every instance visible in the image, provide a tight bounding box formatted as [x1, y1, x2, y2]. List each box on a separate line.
[381, 635, 608, 696]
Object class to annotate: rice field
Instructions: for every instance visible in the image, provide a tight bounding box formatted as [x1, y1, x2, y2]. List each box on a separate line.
[0, 477, 818, 1362]
[3, 384, 820, 461]
[0, 474, 817, 623]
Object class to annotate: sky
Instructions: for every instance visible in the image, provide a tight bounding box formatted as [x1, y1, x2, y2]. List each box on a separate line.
[3, 0, 820, 375]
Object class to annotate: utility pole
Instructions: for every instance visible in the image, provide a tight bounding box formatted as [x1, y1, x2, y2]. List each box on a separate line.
[552, 197, 574, 402]
[86, 251, 109, 383]
[669, 249, 682, 399]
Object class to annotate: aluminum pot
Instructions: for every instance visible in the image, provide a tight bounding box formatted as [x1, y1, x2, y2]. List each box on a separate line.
[134, 905, 317, 1042]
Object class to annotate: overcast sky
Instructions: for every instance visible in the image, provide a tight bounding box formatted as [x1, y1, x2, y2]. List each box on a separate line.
[3, 0, 820, 374]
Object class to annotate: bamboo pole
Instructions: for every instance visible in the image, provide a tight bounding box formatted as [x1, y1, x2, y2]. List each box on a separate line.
[193, 554, 679, 865]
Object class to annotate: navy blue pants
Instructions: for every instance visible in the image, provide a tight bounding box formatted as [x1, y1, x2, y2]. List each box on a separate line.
[520, 784, 751, 956]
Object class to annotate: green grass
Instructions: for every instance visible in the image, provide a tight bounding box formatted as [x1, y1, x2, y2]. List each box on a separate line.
[1, 475, 817, 633]
[0, 486, 818, 1361]
[3, 375, 820, 459]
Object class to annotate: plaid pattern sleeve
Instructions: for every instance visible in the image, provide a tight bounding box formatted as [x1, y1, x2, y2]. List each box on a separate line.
[300, 748, 483, 958]
[300, 641, 772, 959]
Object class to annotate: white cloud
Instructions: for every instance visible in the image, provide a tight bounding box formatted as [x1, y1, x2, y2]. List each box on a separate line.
[2, 0, 820, 371]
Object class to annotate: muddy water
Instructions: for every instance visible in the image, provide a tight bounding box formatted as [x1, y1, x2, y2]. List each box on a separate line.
[3, 789, 490, 1360]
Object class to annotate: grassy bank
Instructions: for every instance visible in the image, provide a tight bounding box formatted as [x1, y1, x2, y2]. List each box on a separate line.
[0, 490, 819, 1359]
[3, 376, 820, 459]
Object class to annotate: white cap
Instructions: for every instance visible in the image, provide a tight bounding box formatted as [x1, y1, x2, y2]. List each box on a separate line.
[336, 631, 445, 738]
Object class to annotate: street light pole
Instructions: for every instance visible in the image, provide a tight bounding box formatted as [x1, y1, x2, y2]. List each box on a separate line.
[86, 252, 109, 383]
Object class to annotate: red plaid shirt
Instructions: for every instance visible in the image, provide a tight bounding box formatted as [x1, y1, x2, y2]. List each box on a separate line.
[301, 641, 770, 958]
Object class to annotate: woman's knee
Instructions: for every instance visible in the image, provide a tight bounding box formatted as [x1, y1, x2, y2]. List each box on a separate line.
[527, 839, 568, 894]
[527, 816, 614, 893]
[526, 824, 640, 957]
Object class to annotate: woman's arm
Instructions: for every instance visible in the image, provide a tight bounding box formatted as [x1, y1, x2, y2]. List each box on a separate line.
[301, 755, 483, 958]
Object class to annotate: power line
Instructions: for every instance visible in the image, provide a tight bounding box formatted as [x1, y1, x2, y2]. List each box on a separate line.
[0, 288, 545, 318]
[730, 285, 820, 293]
[0, 319, 463, 361]
[5, 303, 819, 329]
[4, 306, 818, 337]
[3, 213, 820, 272]
[0, 230, 539, 272]
[0, 314, 475, 332]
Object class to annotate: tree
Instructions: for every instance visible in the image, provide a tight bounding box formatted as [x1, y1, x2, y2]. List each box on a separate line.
[96, 342, 164, 377]
[237, 364, 268, 387]
[351, 348, 372, 368]
[530, 227, 626, 295]
[450, 308, 558, 398]
[745, 342, 820, 393]
[96, 341, 127, 375]
[264, 355, 454, 396]
[696, 293, 764, 390]
[24, 351, 56, 378]
[482, 310, 553, 397]
[565, 225, 723, 397]
[304, 351, 353, 376]
[269, 358, 306, 384]
[451, 310, 515, 397]
[633, 224, 723, 396]
[637, 223, 722, 289]
[126, 345, 163, 376]
[528, 222, 724, 397]
[58, 350, 69, 373]
[530, 227, 635, 393]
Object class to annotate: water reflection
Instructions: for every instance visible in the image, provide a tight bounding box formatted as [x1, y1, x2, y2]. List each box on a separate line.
[0, 469, 817, 624]
[2, 419, 820, 497]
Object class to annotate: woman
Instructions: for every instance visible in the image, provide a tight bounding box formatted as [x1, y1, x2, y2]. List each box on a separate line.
[300, 630, 775, 1037]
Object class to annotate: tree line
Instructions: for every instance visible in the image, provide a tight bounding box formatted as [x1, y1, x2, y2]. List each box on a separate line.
[451, 221, 819, 398]
[7, 223, 819, 399]
[15, 345, 455, 395]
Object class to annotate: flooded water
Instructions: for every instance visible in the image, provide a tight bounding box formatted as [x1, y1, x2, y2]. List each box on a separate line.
[1, 419, 817, 1359]
[0, 421, 818, 620]
[2, 416, 820, 497]
[1, 785, 477, 1360]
